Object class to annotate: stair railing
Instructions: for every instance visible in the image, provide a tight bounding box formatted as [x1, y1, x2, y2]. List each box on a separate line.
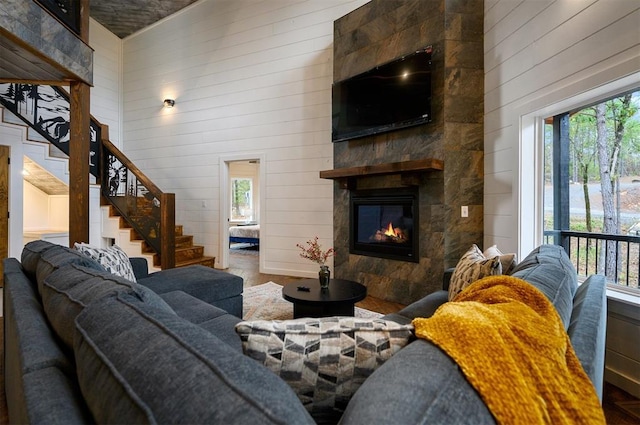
[0, 83, 101, 178]
[0, 83, 176, 269]
[100, 136, 176, 270]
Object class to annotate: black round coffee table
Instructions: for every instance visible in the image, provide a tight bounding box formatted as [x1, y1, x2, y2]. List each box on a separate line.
[282, 279, 367, 318]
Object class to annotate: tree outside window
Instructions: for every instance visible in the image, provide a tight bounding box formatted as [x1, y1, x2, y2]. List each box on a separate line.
[231, 178, 253, 222]
[544, 89, 640, 291]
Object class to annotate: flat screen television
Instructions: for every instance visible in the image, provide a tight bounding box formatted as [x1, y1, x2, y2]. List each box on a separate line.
[332, 46, 432, 143]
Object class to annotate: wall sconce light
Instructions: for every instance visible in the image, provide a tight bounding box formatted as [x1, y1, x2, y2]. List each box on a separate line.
[163, 99, 175, 108]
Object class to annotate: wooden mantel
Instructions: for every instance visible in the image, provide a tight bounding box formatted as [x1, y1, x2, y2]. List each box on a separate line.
[320, 158, 443, 189]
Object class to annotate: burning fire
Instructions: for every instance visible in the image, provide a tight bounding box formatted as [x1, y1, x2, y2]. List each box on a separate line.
[370, 222, 408, 243]
[384, 222, 398, 237]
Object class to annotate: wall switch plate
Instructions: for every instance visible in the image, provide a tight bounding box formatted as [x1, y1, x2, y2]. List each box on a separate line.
[461, 206, 468, 217]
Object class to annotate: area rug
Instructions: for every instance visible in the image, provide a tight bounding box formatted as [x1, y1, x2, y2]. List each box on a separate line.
[242, 281, 383, 321]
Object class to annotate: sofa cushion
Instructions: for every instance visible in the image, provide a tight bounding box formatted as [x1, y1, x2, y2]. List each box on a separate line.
[159, 290, 243, 351]
[73, 292, 315, 425]
[41, 263, 173, 349]
[35, 244, 106, 296]
[74, 243, 138, 282]
[138, 265, 244, 317]
[510, 244, 578, 329]
[384, 290, 449, 325]
[20, 239, 56, 281]
[340, 339, 494, 424]
[448, 244, 502, 300]
[235, 317, 414, 422]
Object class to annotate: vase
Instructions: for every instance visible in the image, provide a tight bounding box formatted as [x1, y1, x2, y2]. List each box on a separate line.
[318, 265, 331, 289]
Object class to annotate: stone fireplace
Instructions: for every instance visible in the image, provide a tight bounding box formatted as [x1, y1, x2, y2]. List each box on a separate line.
[326, 0, 484, 306]
[350, 187, 419, 263]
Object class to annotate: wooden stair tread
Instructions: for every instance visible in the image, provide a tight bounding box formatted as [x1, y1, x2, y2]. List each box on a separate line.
[176, 256, 216, 268]
[107, 206, 213, 270]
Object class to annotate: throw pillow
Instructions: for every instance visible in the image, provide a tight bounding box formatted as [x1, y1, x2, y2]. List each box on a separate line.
[448, 244, 502, 301]
[235, 317, 414, 422]
[483, 245, 518, 275]
[74, 243, 137, 283]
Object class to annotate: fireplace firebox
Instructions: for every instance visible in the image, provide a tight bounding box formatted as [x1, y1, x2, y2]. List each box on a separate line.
[350, 188, 418, 262]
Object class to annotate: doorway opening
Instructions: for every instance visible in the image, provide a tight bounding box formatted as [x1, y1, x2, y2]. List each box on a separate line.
[228, 160, 260, 270]
[219, 155, 264, 272]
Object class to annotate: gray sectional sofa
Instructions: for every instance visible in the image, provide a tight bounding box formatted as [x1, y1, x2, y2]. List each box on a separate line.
[4, 241, 607, 424]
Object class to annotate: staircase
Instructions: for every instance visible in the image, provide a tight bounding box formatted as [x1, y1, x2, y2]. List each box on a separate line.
[1, 98, 216, 271]
[102, 205, 215, 271]
[1, 5, 207, 272]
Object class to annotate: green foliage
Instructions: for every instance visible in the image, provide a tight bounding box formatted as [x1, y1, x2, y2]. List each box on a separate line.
[566, 91, 640, 183]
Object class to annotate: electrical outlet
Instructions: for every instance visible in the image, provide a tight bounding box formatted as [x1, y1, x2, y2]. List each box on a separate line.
[461, 206, 469, 217]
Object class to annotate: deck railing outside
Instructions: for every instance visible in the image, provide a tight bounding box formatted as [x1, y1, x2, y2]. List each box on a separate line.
[544, 230, 640, 292]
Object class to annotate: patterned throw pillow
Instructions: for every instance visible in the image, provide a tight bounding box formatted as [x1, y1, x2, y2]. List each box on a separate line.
[448, 244, 502, 301]
[74, 243, 137, 283]
[483, 244, 518, 275]
[235, 317, 414, 421]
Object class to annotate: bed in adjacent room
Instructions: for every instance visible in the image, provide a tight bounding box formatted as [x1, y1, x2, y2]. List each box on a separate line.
[229, 224, 260, 246]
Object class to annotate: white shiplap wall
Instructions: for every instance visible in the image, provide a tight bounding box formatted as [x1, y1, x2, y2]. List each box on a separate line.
[90, 18, 123, 147]
[89, 19, 123, 246]
[484, 0, 640, 256]
[484, 0, 640, 396]
[0, 121, 25, 258]
[121, 0, 367, 276]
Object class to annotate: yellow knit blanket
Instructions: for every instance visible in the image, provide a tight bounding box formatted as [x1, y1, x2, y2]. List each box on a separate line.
[412, 275, 605, 424]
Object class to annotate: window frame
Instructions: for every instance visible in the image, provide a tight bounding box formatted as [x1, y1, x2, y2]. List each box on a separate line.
[518, 82, 640, 296]
[230, 177, 254, 223]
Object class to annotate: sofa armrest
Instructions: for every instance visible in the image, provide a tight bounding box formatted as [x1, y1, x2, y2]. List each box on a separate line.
[383, 290, 449, 324]
[129, 257, 149, 279]
[568, 274, 607, 401]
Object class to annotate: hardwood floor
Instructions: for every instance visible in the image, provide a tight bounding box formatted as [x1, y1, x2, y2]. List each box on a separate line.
[227, 247, 406, 314]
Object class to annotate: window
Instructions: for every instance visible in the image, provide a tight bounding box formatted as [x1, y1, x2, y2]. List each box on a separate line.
[231, 178, 253, 222]
[543, 89, 640, 294]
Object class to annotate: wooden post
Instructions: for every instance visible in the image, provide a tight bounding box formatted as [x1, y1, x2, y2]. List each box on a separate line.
[160, 193, 176, 269]
[68, 0, 91, 247]
[79, 0, 90, 42]
[69, 81, 90, 246]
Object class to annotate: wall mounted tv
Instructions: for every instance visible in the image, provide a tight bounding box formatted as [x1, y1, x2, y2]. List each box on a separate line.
[332, 46, 432, 143]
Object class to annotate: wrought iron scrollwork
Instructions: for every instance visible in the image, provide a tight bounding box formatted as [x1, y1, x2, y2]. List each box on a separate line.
[0, 82, 174, 268]
[103, 144, 163, 255]
[0, 83, 100, 178]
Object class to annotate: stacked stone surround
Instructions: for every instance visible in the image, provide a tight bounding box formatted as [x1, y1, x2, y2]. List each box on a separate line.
[331, 0, 483, 305]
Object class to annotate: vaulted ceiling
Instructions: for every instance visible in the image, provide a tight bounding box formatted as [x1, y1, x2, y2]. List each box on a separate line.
[90, 0, 200, 39]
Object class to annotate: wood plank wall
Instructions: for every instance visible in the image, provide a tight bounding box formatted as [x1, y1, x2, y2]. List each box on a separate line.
[119, 0, 368, 276]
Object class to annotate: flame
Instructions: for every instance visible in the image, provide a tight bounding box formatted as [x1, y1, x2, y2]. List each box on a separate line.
[384, 222, 397, 237]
